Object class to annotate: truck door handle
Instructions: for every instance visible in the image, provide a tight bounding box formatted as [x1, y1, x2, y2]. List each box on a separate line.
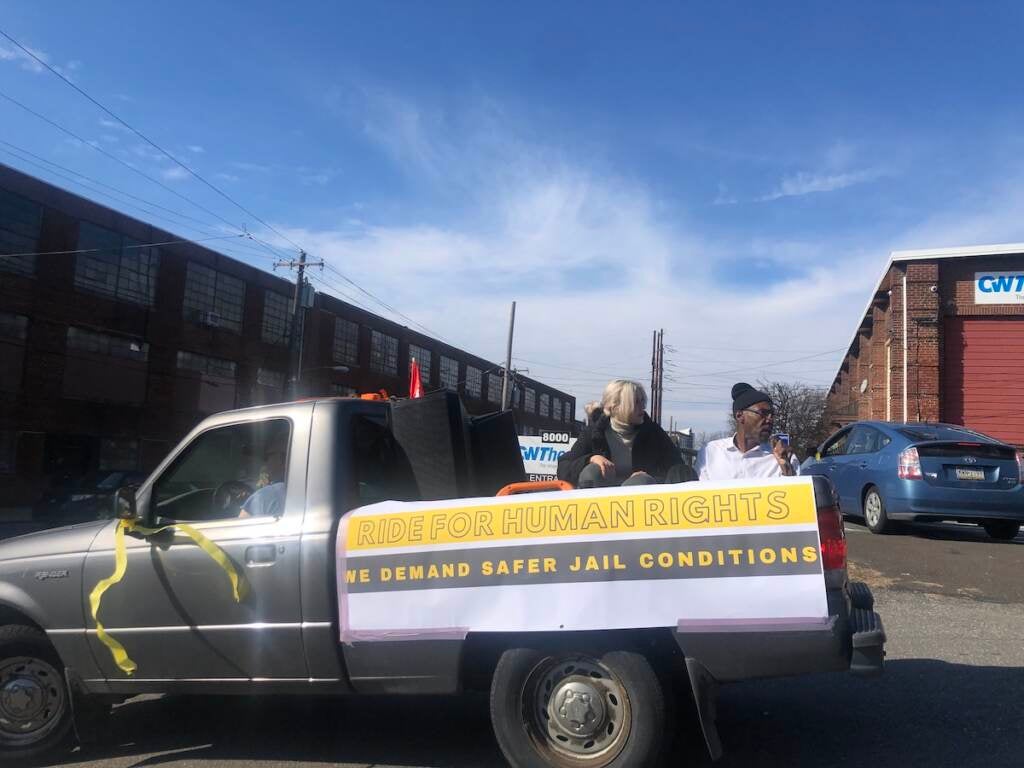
[858, 462, 868, 468]
[245, 544, 277, 567]
[827, 464, 837, 471]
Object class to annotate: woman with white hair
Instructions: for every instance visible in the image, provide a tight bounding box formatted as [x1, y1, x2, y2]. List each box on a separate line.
[557, 379, 684, 488]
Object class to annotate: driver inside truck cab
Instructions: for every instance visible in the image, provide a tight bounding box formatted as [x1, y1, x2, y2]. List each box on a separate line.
[239, 441, 287, 518]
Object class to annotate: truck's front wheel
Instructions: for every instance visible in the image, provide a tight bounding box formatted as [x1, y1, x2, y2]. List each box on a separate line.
[0, 624, 72, 763]
[489, 647, 666, 768]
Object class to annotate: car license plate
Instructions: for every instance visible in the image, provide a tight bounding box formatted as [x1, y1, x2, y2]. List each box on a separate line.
[955, 467, 985, 481]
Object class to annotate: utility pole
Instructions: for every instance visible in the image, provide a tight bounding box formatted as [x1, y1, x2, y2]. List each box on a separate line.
[275, 249, 323, 400]
[650, 329, 664, 425]
[650, 331, 658, 418]
[501, 301, 516, 409]
[657, 328, 665, 425]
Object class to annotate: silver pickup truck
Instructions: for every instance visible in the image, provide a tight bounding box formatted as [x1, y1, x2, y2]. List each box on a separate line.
[0, 396, 885, 767]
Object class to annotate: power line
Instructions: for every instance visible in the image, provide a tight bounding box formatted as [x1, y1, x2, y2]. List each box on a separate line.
[511, 356, 652, 379]
[321, 263, 447, 342]
[2, 233, 244, 258]
[305, 272, 379, 315]
[0, 141, 293, 270]
[0, 27, 305, 255]
[0, 141, 224, 234]
[0, 88, 251, 237]
[680, 347, 847, 380]
[0, 33, 506, 374]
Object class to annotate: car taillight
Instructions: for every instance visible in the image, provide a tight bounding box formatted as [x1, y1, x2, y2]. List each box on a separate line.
[897, 446, 922, 480]
[1017, 450, 1024, 483]
[816, 504, 847, 571]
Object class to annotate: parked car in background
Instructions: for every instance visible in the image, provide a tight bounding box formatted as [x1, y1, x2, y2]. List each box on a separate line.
[802, 421, 1024, 539]
[32, 470, 147, 526]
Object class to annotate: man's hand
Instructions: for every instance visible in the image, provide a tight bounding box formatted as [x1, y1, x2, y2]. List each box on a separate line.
[589, 455, 616, 479]
[772, 438, 795, 476]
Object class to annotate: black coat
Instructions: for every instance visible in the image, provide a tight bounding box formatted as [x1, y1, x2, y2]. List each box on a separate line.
[557, 411, 683, 485]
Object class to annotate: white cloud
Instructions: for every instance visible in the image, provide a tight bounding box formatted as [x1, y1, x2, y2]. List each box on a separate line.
[231, 161, 271, 173]
[0, 42, 78, 79]
[713, 183, 738, 206]
[280, 89, 1024, 431]
[0, 44, 46, 73]
[161, 166, 190, 181]
[215, 172, 240, 182]
[187, 145, 205, 154]
[99, 118, 130, 132]
[759, 167, 889, 201]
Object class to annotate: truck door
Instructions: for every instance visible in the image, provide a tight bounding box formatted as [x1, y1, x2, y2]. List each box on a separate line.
[82, 414, 309, 682]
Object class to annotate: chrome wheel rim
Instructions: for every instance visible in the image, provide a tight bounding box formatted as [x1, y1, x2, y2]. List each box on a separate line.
[524, 655, 631, 765]
[0, 656, 66, 747]
[865, 492, 882, 528]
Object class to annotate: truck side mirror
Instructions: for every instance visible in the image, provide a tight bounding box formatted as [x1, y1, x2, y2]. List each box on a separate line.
[114, 485, 139, 520]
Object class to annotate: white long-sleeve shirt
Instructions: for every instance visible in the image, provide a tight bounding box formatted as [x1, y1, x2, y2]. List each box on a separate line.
[695, 436, 801, 481]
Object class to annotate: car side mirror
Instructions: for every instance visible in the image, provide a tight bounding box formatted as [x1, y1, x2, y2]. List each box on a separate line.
[114, 485, 140, 520]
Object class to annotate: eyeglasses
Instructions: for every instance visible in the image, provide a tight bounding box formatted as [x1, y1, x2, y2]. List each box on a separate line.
[743, 408, 774, 419]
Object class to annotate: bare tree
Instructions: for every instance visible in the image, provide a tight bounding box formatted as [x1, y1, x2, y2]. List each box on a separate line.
[693, 429, 732, 451]
[755, 379, 832, 459]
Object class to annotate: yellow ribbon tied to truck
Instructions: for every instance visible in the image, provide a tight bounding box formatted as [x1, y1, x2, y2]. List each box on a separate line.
[89, 519, 249, 675]
[336, 476, 829, 641]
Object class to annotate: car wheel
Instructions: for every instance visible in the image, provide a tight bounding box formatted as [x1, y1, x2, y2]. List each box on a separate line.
[0, 624, 73, 763]
[982, 521, 1020, 541]
[862, 486, 892, 534]
[490, 647, 666, 768]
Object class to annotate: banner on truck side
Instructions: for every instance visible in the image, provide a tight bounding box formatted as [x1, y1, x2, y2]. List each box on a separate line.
[519, 432, 576, 481]
[336, 476, 828, 641]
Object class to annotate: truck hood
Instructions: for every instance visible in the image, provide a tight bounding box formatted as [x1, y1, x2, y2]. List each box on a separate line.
[0, 520, 110, 562]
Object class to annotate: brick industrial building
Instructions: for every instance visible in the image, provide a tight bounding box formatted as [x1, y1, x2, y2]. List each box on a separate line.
[0, 163, 576, 509]
[827, 244, 1024, 446]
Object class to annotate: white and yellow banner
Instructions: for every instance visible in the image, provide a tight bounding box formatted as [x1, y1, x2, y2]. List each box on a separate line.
[336, 476, 828, 641]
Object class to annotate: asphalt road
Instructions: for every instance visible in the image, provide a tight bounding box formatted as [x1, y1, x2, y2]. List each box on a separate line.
[38, 520, 1024, 768]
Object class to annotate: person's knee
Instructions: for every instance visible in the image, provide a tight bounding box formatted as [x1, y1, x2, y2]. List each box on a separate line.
[577, 463, 605, 488]
[665, 464, 698, 484]
[622, 471, 656, 486]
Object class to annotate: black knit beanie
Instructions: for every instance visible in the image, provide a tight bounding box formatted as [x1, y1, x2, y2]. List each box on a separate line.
[731, 382, 773, 414]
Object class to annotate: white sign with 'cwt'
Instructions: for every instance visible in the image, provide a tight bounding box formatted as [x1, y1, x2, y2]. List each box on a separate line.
[975, 272, 1024, 304]
[519, 433, 577, 481]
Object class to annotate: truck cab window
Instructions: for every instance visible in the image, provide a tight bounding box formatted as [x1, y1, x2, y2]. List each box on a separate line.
[348, 414, 419, 509]
[153, 419, 291, 521]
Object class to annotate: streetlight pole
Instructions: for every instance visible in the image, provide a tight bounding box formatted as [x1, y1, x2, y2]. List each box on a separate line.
[501, 301, 516, 410]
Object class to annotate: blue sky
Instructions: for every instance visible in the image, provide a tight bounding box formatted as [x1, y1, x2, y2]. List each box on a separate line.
[3, 2, 1024, 432]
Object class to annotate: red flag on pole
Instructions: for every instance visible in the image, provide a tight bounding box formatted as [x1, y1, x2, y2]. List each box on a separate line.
[409, 358, 424, 398]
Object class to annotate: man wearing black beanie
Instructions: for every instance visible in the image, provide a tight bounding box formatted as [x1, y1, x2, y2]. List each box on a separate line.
[694, 382, 798, 480]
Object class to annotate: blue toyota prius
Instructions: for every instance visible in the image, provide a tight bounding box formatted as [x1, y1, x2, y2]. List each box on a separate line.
[802, 421, 1023, 539]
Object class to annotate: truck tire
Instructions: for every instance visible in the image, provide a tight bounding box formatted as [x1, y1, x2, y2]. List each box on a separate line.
[862, 486, 892, 534]
[0, 624, 72, 763]
[490, 647, 666, 768]
[982, 521, 1020, 540]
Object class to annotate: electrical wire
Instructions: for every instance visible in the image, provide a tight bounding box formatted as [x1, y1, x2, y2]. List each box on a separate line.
[1, 233, 245, 258]
[0, 27, 305, 255]
[0, 88, 248, 235]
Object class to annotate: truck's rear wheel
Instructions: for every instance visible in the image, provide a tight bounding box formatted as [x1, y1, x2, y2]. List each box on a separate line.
[0, 625, 72, 763]
[490, 647, 665, 768]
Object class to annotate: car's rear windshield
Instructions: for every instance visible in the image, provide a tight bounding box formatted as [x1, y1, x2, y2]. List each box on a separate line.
[897, 425, 995, 443]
